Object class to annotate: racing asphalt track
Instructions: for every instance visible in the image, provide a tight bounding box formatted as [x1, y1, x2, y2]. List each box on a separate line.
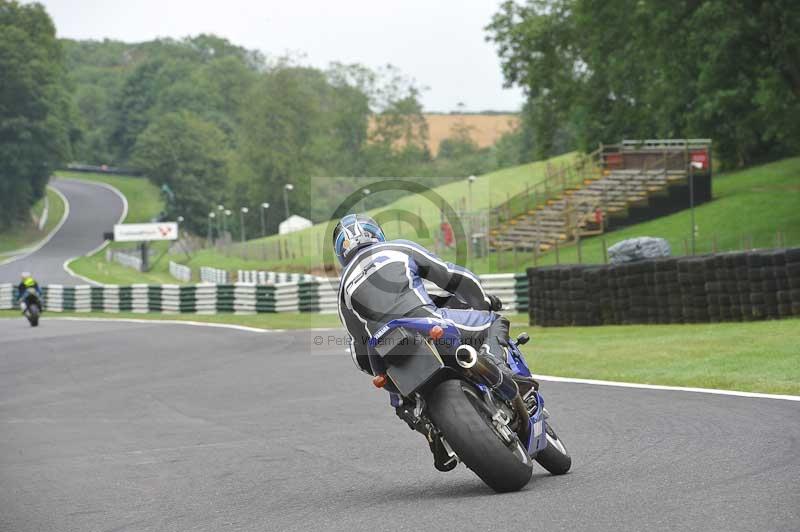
[1, 319, 798, 532]
[0, 178, 125, 285]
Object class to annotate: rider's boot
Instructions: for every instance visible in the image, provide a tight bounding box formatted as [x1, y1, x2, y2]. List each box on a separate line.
[481, 317, 538, 397]
[394, 397, 458, 472]
[427, 428, 458, 472]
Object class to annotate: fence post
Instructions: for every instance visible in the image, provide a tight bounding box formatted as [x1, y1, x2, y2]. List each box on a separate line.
[683, 238, 689, 256]
[525, 183, 530, 213]
[555, 239, 560, 265]
[576, 235, 582, 264]
[602, 238, 608, 264]
[712, 234, 718, 253]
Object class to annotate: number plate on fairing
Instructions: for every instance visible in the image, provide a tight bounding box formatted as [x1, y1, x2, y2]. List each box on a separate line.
[375, 328, 444, 396]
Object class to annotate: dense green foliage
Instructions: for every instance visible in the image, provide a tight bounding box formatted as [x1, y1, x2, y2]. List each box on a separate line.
[0, 1, 75, 229]
[487, 0, 800, 168]
[132, 111, 229, 222]
[61, 37, 516, 236]
[0, 186, 65, 257]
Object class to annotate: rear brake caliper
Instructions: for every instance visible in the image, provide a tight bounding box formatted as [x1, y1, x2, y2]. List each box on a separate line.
[491, 409, 515, 444]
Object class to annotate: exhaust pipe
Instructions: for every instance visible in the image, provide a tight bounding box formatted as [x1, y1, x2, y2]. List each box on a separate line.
[455, 344, 531, 443]
[455, 345, 478, 369]
[455, 345, 517, 403]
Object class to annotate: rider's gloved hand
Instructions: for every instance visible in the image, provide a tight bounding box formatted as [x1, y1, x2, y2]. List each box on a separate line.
[488, 294, 503, 311]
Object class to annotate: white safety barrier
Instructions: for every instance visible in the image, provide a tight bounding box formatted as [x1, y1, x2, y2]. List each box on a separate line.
[169, 261, 192, 282]
[0, 274, 529, 315]
[107, 249, 143, 271]
[0, 283, 15, 309]
[237, 270, 320, 284]
[200, 266, 229, 284]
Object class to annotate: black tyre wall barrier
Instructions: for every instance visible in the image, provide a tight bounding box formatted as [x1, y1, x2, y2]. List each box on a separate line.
[527, 248, 800, 326]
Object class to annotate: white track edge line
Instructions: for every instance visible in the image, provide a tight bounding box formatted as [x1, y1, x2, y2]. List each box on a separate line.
[48, 316, 281, 334]
[3, 313, 796, 401]
[62, 258, 102, 286]
[0, 185, 71, 266]
[535, 374, 800, 402]
[58, 177, 129, 285]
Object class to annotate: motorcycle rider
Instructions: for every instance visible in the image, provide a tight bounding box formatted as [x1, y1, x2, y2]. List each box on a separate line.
[334, 214, 522, 469]
[16, 272, 42, 312]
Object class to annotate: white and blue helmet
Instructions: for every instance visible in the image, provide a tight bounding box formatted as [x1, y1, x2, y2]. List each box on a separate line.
[332, 214, 386, 265]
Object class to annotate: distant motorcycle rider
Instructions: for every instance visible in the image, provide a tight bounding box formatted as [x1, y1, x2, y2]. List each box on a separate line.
[16, 272, 42, 312]
[333, 211, 522, 379]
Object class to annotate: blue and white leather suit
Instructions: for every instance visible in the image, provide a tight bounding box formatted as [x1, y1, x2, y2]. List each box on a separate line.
[337, 239, 505, 375]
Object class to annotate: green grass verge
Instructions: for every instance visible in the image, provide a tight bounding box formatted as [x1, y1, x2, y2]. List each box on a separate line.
[0, 186, 66, 259]
[2, 308, 796, 395]
[510, 318, 800, 395]
[66, 247, 183, 285]
[56, 171, 172, 285]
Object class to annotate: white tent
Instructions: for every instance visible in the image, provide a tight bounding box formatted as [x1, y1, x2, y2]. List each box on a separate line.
[278, 214, 313, 235]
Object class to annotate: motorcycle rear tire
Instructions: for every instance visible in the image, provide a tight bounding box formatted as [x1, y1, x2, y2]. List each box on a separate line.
[426, 379, 533, 493]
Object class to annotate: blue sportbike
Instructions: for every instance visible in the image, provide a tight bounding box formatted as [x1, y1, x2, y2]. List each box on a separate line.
[369, 310, 571, 492]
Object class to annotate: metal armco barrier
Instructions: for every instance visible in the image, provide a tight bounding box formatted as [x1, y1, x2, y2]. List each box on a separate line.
[199, 267, 229, 284]
[169, 261, 192, 282]
[0, 272, 531, 315]
[107, 249, 143, 271]
[237, 270, 319, 284]
[527, 248, 800, 326]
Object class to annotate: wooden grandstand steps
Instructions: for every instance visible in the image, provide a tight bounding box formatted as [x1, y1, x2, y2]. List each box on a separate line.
[489, 163, 689, 252]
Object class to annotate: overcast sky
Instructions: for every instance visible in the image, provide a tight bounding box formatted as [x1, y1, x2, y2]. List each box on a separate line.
[36, 0, 525, 113]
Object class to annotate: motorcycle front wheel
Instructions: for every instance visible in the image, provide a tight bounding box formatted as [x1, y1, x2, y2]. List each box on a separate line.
[534, 423, 571, 475]
[426, 379, 533, 493]
[27, 304, 40, 327]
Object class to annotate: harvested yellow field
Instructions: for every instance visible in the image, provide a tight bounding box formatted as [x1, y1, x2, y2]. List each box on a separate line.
[369, 114, 520, 156]
[425, 114, 519, 155]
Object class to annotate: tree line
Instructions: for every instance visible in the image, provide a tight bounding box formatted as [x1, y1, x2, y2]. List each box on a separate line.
[0, 1, 525, 234]
[487, 0, 800, 168]
[0, 1, 76, 229]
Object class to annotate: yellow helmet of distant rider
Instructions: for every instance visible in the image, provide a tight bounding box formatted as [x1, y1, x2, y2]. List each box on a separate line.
[21, 272, 36, 288]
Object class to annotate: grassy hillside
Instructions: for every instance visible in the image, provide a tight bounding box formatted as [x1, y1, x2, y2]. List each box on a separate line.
[168, 152, 579, 274]
[168, 154, 800, 277]
[64, 155, 800, 284]
[0, 186, 67, 260]
[522, 156, 800, 267]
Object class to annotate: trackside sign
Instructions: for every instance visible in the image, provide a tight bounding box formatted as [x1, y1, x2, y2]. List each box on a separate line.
[113, 222, 179, 242]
